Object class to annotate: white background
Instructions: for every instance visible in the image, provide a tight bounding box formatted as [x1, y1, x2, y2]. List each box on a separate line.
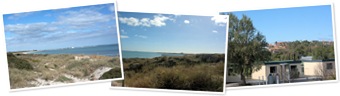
[0, 0, 339, 96]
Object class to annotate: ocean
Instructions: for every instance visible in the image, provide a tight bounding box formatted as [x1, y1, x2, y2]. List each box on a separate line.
[31, 44, 120, 57]
[122, 50, 184, 58]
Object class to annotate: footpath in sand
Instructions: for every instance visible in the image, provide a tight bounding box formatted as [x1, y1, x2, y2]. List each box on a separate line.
[30, 67, 112, 86]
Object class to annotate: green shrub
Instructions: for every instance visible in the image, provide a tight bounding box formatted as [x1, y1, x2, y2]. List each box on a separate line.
[66, 61, 85, 70]
[99, 67, 122, 79]
[151, 68, 183, 89]
[55, 75, 73, 83]
[121, 54, 225, 92]
[7, 53, 34, 70]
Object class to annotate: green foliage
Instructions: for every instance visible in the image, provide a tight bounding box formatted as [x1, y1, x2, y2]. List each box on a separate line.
[99, 67, 122, 79]
[55, 75, 73, 83]
[122, 54, 225, 92]
[270, 40, 334, 61]
[7, 53, 34, 70]
[66, 61, 85, 70]
[227, 13, 271, 85]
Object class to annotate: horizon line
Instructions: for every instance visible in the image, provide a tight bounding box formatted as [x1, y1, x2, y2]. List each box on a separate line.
[7, 43, 119, 52]
[122, 50, 225, 54]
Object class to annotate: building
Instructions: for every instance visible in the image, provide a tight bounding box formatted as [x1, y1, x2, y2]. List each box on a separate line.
[267, 42, 288, 53]
[303, 59, 336, 79]
[251, 60, 304, 83]
[251, 59, 335, 83]
[226, 59, 336, 85]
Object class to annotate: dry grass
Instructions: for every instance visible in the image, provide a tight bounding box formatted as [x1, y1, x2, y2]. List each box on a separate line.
[120, 54, 225, 92]
[8, 68, 37, 89]
[7, 53, 121, 89]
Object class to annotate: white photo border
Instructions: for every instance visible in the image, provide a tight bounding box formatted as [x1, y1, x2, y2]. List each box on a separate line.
[220, 3, 339, 90]
[110, 11, 229, 95]
[0, 0, 125, 92]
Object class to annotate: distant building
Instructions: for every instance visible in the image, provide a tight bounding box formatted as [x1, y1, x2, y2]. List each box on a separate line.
[300, 56, 313, 61]
[74, 55, 90, 60]
[267, 42, 288, 53]
[266, 41, 334, 53]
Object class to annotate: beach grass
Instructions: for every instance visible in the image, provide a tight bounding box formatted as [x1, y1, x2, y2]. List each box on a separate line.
[7, 53, 121, 89]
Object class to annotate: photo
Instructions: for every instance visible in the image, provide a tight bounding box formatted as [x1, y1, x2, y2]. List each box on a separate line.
[222, 5, 337, 88]
[111, 12, 228, 93]
[3, 3, 123, 90]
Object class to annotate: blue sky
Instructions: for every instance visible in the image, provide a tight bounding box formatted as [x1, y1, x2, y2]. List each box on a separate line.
[118, 12, 228, 54]
[222, 5, 333, 44]
[3, 3, 118, 52]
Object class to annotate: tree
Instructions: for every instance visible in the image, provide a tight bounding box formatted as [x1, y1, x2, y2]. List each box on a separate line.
[226, 13, 271, 85]
[270, 40, 334, 61]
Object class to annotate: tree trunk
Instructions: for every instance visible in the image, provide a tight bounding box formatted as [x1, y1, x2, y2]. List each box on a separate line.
[122, 80, 125, 87]
[240, 73, 246, 85]
[240, 68, 246, 85]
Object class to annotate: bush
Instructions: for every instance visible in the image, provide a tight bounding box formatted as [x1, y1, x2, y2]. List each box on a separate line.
[151, 68, 183, 89]
[7, 53, 34, 70]
[56, 75, 73, 83]
[128, 63, 143, 72]
[187, 71, 223, 91]
[99, 67, 122, 79]
[9, 68, 37, 89]
[120, 54, 225, 92]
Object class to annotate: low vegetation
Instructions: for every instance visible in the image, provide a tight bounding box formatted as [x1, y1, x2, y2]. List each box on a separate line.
[114, 54, 225, 92]
[99, 67, 122, 79]
[7, 53, 121, 89]
[7, 53, 34, 70]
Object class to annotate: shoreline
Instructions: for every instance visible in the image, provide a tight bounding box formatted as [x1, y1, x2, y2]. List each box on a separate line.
[9, 52, 120, 58]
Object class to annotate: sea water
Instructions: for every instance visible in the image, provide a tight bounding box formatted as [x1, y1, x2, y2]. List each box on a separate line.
[122, 50, 184, 58]
[32, 44, 120, 57]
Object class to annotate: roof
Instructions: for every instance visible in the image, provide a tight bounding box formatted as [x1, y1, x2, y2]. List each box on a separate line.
[264, 59, 335, 65]
[264, 60, 302, 65]
[300, 56, 313, 61]
[302, 59, 335, 62]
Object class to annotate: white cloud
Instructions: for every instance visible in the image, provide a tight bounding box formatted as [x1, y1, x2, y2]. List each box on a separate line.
[58, 9, 112, 27]
[184, 20, 190, 24]
[135, 34, 147, 39]
[5, 22, 56, 35]
[119, 15, 172, 27]
[211, 15, 228, 26]
[5, 7, 115, 46]
[212, 30, 218, 33]
[7, 12, 34, 20]
[120, 35, 129, 38]
[118, 17, 140, 26]
[140, 18, 151, 27]
[150, 15, 170, 27]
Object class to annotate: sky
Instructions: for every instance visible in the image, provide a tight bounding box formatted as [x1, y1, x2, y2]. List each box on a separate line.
[118, 12, 228, 54]
[222, 5, 333, 44]
[3, 3, 118, 52]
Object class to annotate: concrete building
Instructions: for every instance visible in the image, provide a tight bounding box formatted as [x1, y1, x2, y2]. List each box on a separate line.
[251, 60, 304, 83]
[303, 59, 336, 79]
[226, 59, 336, 85]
